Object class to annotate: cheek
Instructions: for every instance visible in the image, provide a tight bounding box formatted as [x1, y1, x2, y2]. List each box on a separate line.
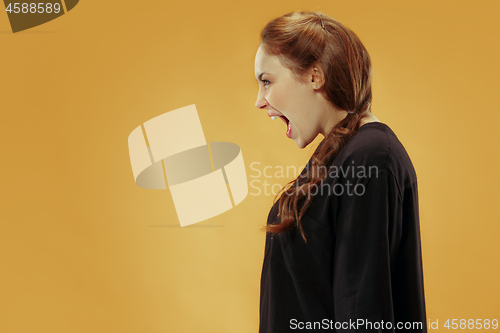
[267, 86, 288, 110]
[270, 81, 304, 112]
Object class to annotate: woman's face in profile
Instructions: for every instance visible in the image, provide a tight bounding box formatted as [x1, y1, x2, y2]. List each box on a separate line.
[254, 45, 324, 149]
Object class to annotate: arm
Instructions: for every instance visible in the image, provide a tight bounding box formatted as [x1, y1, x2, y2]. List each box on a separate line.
[332, 169, 402, 332]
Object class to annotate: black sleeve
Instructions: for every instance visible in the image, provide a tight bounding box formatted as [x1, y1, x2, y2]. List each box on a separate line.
[332, 169, 402, 332]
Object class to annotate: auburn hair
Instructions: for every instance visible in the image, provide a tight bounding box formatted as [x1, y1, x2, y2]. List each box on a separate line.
[260, 11, 373, 242]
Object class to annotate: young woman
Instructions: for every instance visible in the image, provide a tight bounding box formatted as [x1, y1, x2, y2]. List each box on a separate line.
[254, 11, 427, 332]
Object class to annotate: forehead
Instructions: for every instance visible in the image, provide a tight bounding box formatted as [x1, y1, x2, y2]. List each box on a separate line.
[254, 45, 286, 79]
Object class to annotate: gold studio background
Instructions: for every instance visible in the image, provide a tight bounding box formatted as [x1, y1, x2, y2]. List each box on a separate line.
[1, 0, 498, 332]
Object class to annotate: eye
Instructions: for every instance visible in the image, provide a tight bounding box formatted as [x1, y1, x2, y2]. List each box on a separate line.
[263, 79, 271, 86]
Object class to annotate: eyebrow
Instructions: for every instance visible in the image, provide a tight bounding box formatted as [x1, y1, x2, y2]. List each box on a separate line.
[256, 72, 267, 82]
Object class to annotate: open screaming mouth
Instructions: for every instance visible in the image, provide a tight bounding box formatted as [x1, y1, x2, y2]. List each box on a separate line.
[271, 115, 292, 138]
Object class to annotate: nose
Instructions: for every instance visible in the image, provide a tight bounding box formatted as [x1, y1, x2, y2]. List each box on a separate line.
[255, 90, 269, 109]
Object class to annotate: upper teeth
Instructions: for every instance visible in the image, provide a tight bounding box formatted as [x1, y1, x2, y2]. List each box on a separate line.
[271, 116, 279, 120]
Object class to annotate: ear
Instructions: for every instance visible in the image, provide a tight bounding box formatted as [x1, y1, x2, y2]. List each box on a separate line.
[308, 65, 325, 90]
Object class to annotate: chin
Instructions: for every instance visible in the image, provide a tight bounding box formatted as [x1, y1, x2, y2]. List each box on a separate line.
[294, 139, 308, 149]
[293, 134, 318, 149]
[294, 135, 316, 149]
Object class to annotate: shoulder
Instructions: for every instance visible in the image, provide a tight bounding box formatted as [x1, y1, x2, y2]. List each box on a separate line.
[333, 122, 417, 186]
[333, 122, 392, 170]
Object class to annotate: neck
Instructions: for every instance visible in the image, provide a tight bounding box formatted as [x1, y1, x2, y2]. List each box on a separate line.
[320, 109, 380, 137]
[358, 111, 380, 127]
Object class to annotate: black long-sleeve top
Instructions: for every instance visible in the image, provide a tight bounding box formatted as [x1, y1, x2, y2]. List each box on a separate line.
[259, 122, 427, 332]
